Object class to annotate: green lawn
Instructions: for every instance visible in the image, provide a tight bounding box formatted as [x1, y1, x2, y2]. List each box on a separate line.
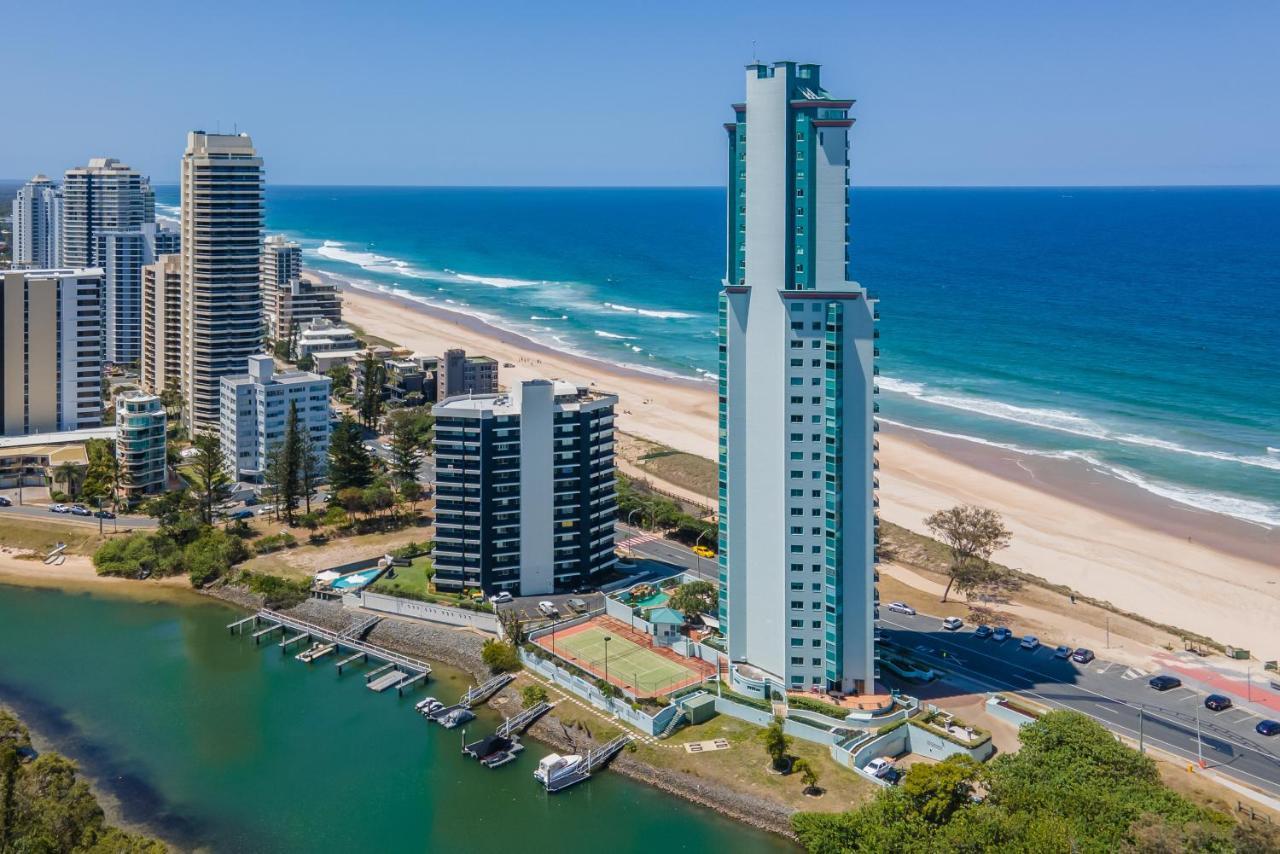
[370, 555, 432, 598]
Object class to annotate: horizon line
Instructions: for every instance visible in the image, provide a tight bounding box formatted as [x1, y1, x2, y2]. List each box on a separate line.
[5, 178, 1280, 191]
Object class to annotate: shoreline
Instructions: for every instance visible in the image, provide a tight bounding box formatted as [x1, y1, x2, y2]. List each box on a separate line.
[335, 277, 1280, 657]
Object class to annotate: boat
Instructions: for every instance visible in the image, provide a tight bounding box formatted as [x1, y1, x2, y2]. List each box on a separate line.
[463, 733, 525, 768]
[416, 697, 444, 715]
[533, 753, 585, 789]
[437, 708, 475, 729]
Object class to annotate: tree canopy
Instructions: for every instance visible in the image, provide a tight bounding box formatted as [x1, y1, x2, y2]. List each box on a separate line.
[792, 711, 1267, 854]
[327, 415, 374, 491]
[924, 504, 1012, 603]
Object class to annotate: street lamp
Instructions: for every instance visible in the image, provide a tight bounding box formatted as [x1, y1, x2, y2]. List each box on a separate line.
[694, 528, 715, 579]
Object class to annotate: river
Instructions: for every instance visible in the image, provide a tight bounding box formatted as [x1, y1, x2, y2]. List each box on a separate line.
[0, 583, 792, 853]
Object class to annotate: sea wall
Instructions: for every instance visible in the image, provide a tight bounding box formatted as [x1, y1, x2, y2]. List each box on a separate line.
[356, 590, 499, 633]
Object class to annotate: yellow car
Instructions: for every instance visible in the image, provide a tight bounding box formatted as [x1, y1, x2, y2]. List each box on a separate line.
[692, 545, 716, 559]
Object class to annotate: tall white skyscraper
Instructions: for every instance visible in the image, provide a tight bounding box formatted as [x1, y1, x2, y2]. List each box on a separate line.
[11, 175, 62, 268]
[718, 62, 878, 697]
[179, 132, 265, 427]
[60, 158, 164, 365]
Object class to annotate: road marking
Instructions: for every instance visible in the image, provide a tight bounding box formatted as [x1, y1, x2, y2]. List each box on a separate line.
[877, 617, 1280, 794]
[1122, 667, 1149, 681]
[1095, 662, 1116, 674]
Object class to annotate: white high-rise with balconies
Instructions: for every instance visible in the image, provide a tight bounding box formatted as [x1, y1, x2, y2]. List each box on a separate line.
[718, 62, 879, 698]
[11, 175, 62, 268]
[179, 132, 264, 427]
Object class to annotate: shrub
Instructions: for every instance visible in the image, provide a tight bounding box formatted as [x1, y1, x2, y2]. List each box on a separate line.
[185, 528, 250, 587]
[237, 571, 311, 609]
[521, 684, 549, 708]
[321, 505, 348, 526]
[481, 639, 522, 674]
[253, 532, 298, 555]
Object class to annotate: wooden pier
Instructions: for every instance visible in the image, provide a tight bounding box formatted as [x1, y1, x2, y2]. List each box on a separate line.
[230, 610, 431, 696]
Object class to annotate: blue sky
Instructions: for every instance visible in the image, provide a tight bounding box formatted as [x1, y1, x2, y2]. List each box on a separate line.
[4, 1, 1277, 186]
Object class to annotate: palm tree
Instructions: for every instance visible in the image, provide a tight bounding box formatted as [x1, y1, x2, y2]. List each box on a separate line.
[53, 462, 84, 500]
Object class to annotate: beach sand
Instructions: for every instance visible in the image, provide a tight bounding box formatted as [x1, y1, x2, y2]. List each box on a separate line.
[337, 281, 1279, 657]
[0, 550, 193, 600]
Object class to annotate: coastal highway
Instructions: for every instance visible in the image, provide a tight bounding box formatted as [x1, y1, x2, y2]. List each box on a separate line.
[609, 524, 1280, 795]
[878, 611, 1280, 797]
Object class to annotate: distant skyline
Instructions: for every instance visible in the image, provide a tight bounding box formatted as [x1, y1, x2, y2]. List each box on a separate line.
[3, 1, 1278, 187]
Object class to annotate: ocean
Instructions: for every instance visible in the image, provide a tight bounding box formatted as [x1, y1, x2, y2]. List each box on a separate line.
[155, 185, 1280, 529]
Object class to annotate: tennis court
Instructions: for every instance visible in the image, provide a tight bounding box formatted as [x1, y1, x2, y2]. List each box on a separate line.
[538, 617, 711, 697]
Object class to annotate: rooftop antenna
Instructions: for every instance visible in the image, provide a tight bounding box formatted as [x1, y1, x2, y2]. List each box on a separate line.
[752, 40, 757, 62]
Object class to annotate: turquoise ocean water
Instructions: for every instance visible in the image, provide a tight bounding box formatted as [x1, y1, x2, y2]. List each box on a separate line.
[155, 186, 1280, 529]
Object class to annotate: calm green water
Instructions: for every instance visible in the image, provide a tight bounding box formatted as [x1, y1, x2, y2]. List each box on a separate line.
[0, 584, 791, 853]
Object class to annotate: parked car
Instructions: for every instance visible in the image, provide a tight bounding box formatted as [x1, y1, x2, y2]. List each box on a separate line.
[973, 624, 993, 640]
[1020, 635, 1041, 651]
[1204, 694, 1233, 712]
[93, 510, 116, 519]
[1148, 675, 1182, 691]
[1071, 648, 1095, 664]
[992, 627, 1012, 642]
[1052, 645, 1072, 659]
[886, 602, 916, 616]
[863, 757, 894, 778]
[566, 598, 588, 613]
[243, 495, 260, 507]
[942, 617, 963, 631]
[488, 591, 514, 605]
[1255, 720, 1280, 737]
[228, 509, 254, 521]
[49, 504, 69, 513]
[881, 766, 903, 785]
[537, 601, 559, 618]
[0, 496, 11, 507]
[70, 505, 92, 516]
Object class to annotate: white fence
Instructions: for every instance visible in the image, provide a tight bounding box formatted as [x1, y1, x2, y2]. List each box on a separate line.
[520, 649, 680, 736]
[356, 591, 499, 633]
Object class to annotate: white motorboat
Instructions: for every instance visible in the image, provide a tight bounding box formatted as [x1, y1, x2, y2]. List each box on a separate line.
[416, 697, 444, 715]
[533, 753, 585, 789]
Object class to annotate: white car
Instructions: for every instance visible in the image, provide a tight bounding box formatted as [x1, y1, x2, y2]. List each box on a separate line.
[1020, 635, 1041, 651]
[942, 616, 964, 631]
[537, 601, 559, 618]
[863, 757, 894, 778]
[488, 591, 513, 605]
[886, 602, 916, 616]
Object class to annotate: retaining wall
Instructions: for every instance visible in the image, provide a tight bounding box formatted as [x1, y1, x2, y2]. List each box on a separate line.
[357, 591, 499, 633]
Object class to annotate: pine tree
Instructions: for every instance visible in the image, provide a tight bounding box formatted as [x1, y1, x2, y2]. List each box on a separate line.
[358, 352, 386, 428]
[327, 414, 374, 491]
[187, 432, 229, 524]
[280, 402, 303, 525]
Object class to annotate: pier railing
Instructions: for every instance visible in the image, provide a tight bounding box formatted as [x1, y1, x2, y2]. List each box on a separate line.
[254, 609, 432, 676]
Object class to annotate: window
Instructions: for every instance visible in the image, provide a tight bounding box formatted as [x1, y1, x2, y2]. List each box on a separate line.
[790, 321, 803, 330]
[812, 620, 822, 629]
[796, 188, 805, 197]
[790, 507, 803, 516]
[790, 638, 804, 647]
[791, 415, 803, 423]
[812, 658, 822, 666]
[790, 581, 803, 591]
[790, 432, 802, 440]
[811, 321, 822, 330]
[790, 451, 803, 460]
[796, 264, 804, 273]
[790, 358, 802, 367]
[790, 563, 803, 572]
[790, 341, 803, 349]
[791, 657, 804, 666]
[790, 470, 802, 479]
[790, 525, 803, 534]
[812, 601, 823, 611]
[811, 359, 821, 367]
[811, 639, 822, 647]
[790, 620, 804, 628]
[790, 488, 803, 497]
[790, 377, 803, 386]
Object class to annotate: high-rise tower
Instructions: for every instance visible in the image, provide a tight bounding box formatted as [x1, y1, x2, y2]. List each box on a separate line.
[11, 175, 62, 268]
[179, 132, 264, 427]
[718, 62, 878, 696]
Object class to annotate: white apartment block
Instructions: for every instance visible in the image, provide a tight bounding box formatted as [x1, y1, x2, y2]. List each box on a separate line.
[11, 175, 62, 268]
[61, 158, 153, 268]
[180, 132, 265, 427]
[719, 62, 879, 697]
[1, 269, 104, 436]
[100, 223, 179, 364]
[115, 391, 167, 500]
[219, 355, 330, 483]
[295, 317, 359, 357]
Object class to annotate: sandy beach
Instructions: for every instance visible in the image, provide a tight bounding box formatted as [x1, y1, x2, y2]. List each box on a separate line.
[0, 549, 193, 599]
[336, 280, 1280, 658]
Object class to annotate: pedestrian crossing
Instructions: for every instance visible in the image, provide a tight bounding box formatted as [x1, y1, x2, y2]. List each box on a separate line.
[617, 532, 662, 550]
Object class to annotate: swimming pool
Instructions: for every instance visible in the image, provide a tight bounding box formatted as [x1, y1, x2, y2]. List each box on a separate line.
[331, 570, 379, 590]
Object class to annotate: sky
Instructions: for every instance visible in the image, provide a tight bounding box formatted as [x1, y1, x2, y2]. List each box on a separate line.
[3, 1, 1278, 186]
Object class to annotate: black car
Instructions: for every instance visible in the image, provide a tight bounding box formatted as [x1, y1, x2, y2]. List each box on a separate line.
[1071, 648, 1095, 664]
[881, 766, 903, 786]
[1148, 675, 1182, 691]
[1256, 720, 1280, 737]
[0, 496, 12, 507]
[973, 625, 993, 639]
[1204, 694, 1232, 712]
[94, 510, 116, 519]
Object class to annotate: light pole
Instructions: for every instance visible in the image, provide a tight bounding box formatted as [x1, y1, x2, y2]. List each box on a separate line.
[626, 510, 642, 559]
[694, 528, 714, 578]
[1195, 695, 1204, 767]
[603, 635, 612, 695]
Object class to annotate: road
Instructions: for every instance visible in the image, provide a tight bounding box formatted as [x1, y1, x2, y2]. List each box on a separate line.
[878, 611, 1280, 796]
[0, 502, 157, 530]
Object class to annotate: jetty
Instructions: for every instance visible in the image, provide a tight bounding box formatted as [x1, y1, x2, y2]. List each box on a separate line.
[228, 610, 430, 696]
[542, 733, 634, 793]
[425, 673, 515, 727]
